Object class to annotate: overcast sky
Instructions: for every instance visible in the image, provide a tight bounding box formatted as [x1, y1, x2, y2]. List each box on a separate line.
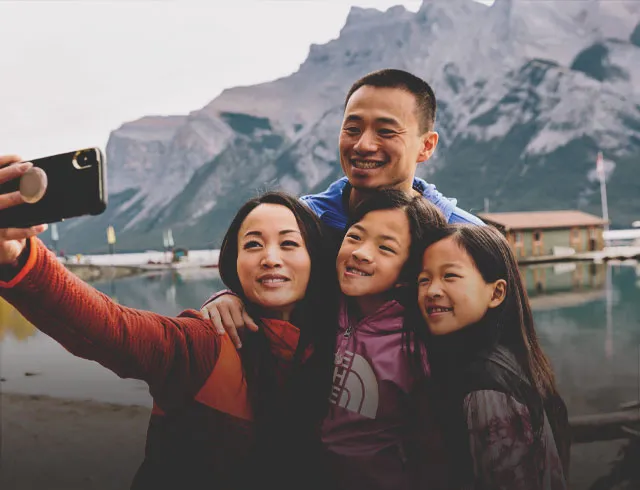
[1, 0, 492, 160]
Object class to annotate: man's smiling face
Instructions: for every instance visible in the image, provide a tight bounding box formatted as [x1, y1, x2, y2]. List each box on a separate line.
[339, 85, 435, 193]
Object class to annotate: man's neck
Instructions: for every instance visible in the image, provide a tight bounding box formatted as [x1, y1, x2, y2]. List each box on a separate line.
[347, 184, 420, 213]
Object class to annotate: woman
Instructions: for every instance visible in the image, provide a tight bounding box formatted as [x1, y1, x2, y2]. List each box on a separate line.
[0, 191, 337, 490]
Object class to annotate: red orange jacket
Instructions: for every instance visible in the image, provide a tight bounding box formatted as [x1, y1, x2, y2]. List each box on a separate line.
[0, 238, 317, 489]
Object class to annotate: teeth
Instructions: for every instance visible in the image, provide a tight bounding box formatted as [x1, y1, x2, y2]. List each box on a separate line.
[347, 267, 370, 276]
[430, 307, 452, 313]
[351, 160, 385, 170]
[261, 278, 287, 283]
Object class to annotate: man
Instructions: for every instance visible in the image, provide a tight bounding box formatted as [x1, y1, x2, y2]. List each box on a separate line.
[302, 68, 481, 233]
[204, 68, 483, 341]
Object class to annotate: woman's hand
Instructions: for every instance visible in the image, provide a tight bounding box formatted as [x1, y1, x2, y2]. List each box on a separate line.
[0, 154, 48, 264]
[200, 293, 259, 349]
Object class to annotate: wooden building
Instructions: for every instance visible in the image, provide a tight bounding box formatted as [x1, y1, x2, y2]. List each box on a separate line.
[478, 210, 608, 259]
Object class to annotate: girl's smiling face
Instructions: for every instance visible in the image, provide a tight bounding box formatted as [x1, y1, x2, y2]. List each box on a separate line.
[337, 208, 411, 311]
[418, 236, 506, 335]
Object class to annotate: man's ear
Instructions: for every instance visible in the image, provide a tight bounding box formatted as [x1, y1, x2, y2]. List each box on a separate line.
[488, 279, 507, 308]
[418, 131, 439, 162]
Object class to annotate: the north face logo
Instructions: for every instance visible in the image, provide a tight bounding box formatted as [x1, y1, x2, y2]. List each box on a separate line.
[329, 350, 379, 418]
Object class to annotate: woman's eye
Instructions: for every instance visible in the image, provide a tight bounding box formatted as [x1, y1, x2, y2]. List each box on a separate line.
[281, 240, 300, 248]
[379, 245, 396, 254]
[346, 233, 361, 241]
[243, 240, 262, 250]
[418, 277, 430, 285]
[444, 273, 459, 279]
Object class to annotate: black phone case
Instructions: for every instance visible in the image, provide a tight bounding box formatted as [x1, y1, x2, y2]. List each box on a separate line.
[0, 148, 107, 228]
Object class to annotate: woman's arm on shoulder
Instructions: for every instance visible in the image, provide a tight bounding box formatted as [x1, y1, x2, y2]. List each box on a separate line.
[464, 390, 566, 490]
[0, 237, 220, 393]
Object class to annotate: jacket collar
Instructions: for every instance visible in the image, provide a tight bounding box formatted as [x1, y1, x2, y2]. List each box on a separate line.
[338, 297, 405, 334]
[261, 318, 313, 362]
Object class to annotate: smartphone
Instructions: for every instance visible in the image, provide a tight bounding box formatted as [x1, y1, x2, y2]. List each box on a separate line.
[0, 148, 107, 228]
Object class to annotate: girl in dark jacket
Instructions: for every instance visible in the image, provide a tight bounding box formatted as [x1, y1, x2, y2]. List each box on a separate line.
[411, 224, 570, 490]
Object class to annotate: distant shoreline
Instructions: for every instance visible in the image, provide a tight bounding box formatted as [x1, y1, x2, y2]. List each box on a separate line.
[64, 263, 148, 282]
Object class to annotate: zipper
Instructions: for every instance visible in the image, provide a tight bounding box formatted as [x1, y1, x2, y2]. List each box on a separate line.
[334, 323, 354, 365]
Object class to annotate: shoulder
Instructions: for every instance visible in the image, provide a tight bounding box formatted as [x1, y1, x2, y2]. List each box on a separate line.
[450, 207, 485, 226]
[412, 177, 484, 225]
[300, 177, 348, 210]
[300, 177, 349, 229]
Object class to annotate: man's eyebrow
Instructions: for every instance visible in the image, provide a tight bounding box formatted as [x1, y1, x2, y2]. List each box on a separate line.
[375, 117, 401, 127]
[343, 115, 402, 127]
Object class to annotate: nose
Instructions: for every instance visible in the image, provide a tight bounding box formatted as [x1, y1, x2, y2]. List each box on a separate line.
[352, 245, 372, 263]
[261, 246, 283, 268]
[425, 279, 443, 298]
[353, 129, 378, 154]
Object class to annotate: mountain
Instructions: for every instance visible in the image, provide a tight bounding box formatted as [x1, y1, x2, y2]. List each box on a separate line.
[52, 1, 640, 253]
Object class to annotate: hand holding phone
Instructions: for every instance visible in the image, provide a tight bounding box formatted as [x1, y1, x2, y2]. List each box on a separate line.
[0, 155, 36, 211]
[0, 148, 107, 229]
[0, 154, 49, 264]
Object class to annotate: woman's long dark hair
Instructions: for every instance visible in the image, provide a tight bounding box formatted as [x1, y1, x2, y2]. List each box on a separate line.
[414, 224, 570, 478]
[347, 189, 447, 379]
[218, 192, 337, 485]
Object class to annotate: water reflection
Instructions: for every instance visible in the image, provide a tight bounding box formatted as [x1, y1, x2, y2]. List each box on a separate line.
[0, 298, 37, 341]
[0, 263, 638, 488]
[524, 262, 607, 311]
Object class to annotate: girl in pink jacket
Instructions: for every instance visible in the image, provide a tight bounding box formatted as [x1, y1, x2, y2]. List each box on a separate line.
[322, 189, 448, 490]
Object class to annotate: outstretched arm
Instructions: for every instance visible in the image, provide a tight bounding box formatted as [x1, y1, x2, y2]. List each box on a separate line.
[0, 237, 219, 396]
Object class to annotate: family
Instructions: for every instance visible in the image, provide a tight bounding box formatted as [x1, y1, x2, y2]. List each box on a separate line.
[0, 69, 570, 489]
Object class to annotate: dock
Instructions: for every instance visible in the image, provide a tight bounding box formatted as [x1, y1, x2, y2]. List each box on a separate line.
[60, 249, 220, 282]
[571, 402, 640, 444]
[518, 246, 640, 266]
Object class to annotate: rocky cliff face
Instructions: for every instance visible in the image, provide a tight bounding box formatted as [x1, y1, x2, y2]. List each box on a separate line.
[55, 1, 640, 253]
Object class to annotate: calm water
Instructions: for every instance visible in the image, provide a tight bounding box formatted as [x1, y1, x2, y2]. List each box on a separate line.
[1, 261, 639, 488]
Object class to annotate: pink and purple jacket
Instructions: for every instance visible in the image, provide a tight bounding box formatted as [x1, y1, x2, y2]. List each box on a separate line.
[321, 298, 448, 490]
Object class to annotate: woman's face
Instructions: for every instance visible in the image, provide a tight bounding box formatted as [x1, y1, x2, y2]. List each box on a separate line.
[236, 203, 311, 321]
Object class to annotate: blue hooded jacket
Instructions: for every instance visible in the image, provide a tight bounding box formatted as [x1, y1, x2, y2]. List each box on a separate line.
[301, 176, 483, 230]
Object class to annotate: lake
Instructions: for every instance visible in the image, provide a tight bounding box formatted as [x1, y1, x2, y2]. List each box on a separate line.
[1, 261, 639, 488]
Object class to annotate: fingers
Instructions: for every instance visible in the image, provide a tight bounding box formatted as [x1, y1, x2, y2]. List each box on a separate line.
[217, 307, 241, 348]
[0, 155, 23, 167]
[0, 224, 47, 241]
[242, 309, 259, 332]
[0, 190, 25, 210]
[0, 161, 32, 186]
[224, 322, 243, 350]
[201, 306, 225, 335]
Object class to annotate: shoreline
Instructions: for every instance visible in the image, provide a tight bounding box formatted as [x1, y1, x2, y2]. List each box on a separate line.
[64, 263, 148, 282]
[0, 392, 630, 490]
[1, 392, 150, 490]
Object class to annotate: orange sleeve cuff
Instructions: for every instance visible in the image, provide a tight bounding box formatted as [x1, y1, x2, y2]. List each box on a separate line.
[0, 236, 39, 288]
